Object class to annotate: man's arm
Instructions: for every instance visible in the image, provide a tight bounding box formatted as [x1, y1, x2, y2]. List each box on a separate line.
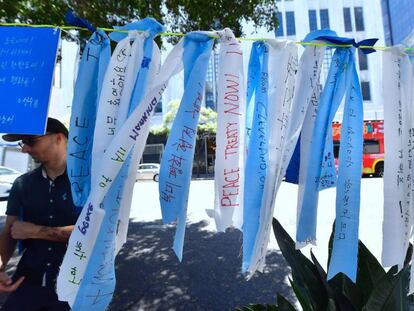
[0, 216, 18, 268]
[0, 216, 25, 292]
[10, 221, 74, 243]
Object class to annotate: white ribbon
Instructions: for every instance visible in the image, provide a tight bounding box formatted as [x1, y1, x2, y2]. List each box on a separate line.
[296, 46, 326, 248]
[90, 34, 140, 186]
[115, 43, 161, 254]
[245, 40, 298, 274]
[57, 38, 184, 305]
[57, 31, 144, 306]
[213, 28, 246, 231]
[382, 46, 414, 293]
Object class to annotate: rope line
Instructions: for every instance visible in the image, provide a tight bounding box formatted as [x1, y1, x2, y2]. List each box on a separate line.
[0, 22, 412, 52]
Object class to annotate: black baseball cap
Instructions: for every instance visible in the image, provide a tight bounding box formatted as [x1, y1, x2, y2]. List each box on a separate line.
[2, 117, 69, 142]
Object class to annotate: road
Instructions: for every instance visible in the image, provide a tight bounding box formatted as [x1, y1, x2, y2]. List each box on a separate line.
[0, 177, 384, 310]
[130, 177, 383, 267]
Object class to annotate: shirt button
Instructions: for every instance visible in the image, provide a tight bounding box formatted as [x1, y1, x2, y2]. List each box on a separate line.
[49, 215, 54, 219]
[47, 263, 51, 266]
[50, 199, 53, 203]
[48, 247, 52, 251]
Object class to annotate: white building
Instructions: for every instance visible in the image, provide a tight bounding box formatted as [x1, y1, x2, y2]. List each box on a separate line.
[274, 0, 385, 120]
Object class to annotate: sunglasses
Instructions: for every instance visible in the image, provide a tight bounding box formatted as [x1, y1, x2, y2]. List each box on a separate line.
[18, 133, 54, 148]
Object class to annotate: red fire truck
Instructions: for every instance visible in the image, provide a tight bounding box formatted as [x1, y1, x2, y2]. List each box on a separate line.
[332, 120, 384, 177]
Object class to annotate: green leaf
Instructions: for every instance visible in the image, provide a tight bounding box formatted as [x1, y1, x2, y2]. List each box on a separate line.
[354, 240, 386, 305]
[326, 298, 337, 311]
[327, 273, 361, 310]
[362, 266, 408, 310]
[276, 294, 297, 311]
[310, 251, 356, 310]
[327, 222, 383, 308]
[272, 218, 327, 310]
[289, 278, 314, 311]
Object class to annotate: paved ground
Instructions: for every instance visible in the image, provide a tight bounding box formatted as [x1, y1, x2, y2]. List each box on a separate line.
[0, 178, 384, 310]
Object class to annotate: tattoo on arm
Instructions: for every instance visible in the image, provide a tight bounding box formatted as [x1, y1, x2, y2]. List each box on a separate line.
[38, 226, 74, 242]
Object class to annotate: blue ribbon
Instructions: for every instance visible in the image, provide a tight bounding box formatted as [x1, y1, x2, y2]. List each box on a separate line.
[72, 19, 164, 310]
[327, 60, 363, 281]
[243, 41, 269, 271]
[295, 31, 365, 282]
[245, 43, 262, 145]
[109, 17, 164, 42]
[159, 32, 214, 261]
[285, 30, 376, 186]
[65, 10, 97, 33]
[67, 30, 110, 212]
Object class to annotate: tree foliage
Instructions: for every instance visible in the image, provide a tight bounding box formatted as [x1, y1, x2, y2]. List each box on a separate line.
[0, 0, 278, 44]
[151, 99, 217, 136]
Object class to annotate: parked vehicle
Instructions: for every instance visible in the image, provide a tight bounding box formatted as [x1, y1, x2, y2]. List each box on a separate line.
[0, 166, 22, 200]
[136, 163, 160, 182]
[333, 120, 384, 177]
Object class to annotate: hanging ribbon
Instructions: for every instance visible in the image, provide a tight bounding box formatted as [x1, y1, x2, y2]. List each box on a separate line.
[65, 10, 97, 33]
[62, 31, 142, 309]
[213, 28, 245, 232]
[327, 56, 364, 281]
[67, 30, 110, 211]
[295, 32, 375, 282]
[113, 42, 161, 254]
[57, 31, 184, 307]
[245, 42, 261, 149]
[70, 19, 164, 311]
[110, 18, 164, 254]
[382, 45, 414, 293]
[159, 32, 214, 261]
[244, 40, 298, 274]
[242, 41, 269, 271]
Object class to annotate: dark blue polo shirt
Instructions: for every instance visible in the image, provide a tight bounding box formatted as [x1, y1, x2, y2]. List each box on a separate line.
[6, 166, 79, 288]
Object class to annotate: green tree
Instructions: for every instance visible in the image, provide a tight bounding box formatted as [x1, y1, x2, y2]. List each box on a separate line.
[151, 99, 217, 136]
[0, 0, 279, 43]
[151, 99, 217, 176]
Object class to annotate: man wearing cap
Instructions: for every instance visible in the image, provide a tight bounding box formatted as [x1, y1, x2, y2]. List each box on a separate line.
[0, 117, 78, 310]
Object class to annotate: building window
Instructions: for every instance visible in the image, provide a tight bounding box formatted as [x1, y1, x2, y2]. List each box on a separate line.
[322, 49, 333, 83]
[286, 11, 296, 36]
[275, 12, 284, 36]
[361, 81, 371, 101]
[320, 9, 330, 29]
[354, 7, 365, 31]
[308, 10, 317, 31]
[343, 7, 352, 32]
[358, 49, 368, 70]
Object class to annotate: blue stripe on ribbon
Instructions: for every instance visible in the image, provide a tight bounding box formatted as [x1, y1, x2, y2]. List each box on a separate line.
[159, 33, 214, 261]
[285, 134, 301, 184]
[285, 30, 376, 185]
[243, 41, 269, 271]
[72, 19, 164, 310]
[296, 47, 350, 244]
[327, 59, 363, 281]
[296, 31, 367, 281]
[284, 29, 338, 185]
[245, 43, 262, 144]
[67, 30, 110, 212]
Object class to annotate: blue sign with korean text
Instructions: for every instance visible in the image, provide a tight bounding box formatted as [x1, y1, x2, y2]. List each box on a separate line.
[0, 26, 60, 134]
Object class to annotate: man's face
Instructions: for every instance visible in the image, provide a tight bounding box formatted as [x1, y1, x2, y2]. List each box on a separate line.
[19, 133, 55, 162]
